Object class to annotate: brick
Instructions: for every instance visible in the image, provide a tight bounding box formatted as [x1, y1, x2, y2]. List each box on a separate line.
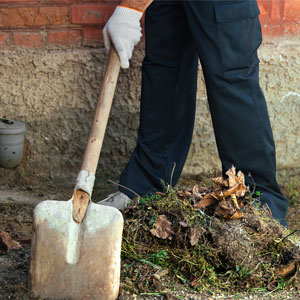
[0, 32, 9, 47]
[0, 8, 25, 27]
[0, 0, 43, 2]
[82, 28, 102, 46]
[258, 0, 300, 36]
[258, 0, 300, 23]
[0, 7, 68, 27]
[0, 0, 34, 2]
[47, 30, 81, 46]
[13, 32, 44, 48]
[34, 7, 68, 26]
[0, 0, 118, 3]
[70, 4, 115, 25]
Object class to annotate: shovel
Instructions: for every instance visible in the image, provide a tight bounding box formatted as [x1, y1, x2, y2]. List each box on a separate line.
[30, 47, 124, 300]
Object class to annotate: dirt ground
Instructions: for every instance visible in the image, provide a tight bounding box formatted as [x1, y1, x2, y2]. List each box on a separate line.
[0, 171, 299, 300]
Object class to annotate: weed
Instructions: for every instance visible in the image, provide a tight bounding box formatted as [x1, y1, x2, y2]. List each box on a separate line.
[288, 183, 299, 207]
[120, 184, 299, 295]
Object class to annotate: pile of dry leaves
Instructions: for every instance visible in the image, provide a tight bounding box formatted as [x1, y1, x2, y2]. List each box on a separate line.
[121, 166, 300, 295]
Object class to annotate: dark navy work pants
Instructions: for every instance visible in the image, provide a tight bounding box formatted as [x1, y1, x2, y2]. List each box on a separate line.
[119, 0, 289, 225]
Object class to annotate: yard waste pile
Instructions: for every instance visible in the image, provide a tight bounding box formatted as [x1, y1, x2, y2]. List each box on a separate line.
[120, 166, 300, 295]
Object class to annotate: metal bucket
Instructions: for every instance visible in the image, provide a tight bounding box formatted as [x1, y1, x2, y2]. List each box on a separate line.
[0, 118, 26, 168]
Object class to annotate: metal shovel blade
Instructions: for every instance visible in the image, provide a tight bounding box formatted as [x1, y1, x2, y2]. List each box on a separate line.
[30, 199, 123, 300]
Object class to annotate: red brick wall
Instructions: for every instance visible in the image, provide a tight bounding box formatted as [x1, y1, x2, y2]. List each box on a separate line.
[258, 0, 300, 36]
[0, 0, 118, 48]
[0, 0, 299, 49]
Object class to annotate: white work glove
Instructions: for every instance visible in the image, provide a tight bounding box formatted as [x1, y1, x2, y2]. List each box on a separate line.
[103, 6, 143, 69]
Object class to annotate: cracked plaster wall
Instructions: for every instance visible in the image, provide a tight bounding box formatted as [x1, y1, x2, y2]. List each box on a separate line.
[0, 37, 299, 183]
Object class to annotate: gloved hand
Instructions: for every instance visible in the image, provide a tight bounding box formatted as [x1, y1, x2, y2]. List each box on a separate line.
[103, 6, 143, 69]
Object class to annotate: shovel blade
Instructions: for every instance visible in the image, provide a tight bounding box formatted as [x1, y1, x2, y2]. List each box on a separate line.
[30, 200, 123, 300]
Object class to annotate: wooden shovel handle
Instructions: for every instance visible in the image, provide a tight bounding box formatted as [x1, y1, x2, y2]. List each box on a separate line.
[72, 47, 121, 223]
[81, 47, 120, 174]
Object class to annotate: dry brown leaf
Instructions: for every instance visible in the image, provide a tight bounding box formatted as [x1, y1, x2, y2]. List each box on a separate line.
[156, 192, 166, 197]
[152, 276, 164, 291]
[193, 185, 199, 194]
[211, 176, 229, 187]
[213, 188, 227, 200]
[215, 199, 236, 219]
[275, 261, 297, 278]
[213, 191, 223, 200]
[179, 221, 189, 228]
[190, 227, 204, 246]
[177, 190, 192, 198]
[236, 170, 246, 197]
[197, 185, 210, 193]
[229, 210, 244, 220]
[190, 276, 200, 287]
[194, 193, 219, 208]
[219, 198, 235, 210]
[215, 207, 233, 219]
[165, 293, 179, 300]
[231, 194, 240, 209]
[238, 199, 245, 208]
[192, 185, 203, 201]
[288, 262, 299, 283]
[226, 166, 237, 187]
[150, 215, 175, 240]
[223, 166, 247, 197]
[154, 269, 169, 280]
[0, 230, 22, 251]
[223, 183, 241, 197]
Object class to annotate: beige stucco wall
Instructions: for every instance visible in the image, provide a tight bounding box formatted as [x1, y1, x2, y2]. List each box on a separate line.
[0, 36, 299, 183]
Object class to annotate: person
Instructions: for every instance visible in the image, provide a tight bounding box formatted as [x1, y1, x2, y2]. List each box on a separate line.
[99, 0, 289, 226]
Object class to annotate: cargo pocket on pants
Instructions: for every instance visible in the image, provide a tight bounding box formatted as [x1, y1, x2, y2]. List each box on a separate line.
[214, 0, 262, 79]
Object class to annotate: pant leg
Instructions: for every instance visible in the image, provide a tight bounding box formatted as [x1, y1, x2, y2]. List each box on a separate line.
[119, 0, 199, 198]
[183, 0, 288, 225]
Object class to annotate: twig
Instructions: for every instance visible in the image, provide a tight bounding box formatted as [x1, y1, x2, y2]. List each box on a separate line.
[281, 229, 300, 243]
[247, 172, 257, 196]
[170, 162, 176, 187]
[107, 179, 141, 198]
